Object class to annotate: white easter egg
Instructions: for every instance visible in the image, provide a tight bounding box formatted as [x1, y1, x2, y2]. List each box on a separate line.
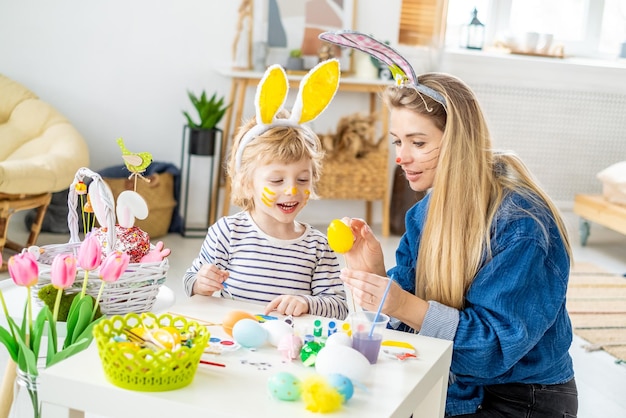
[325, 331, 352, 347]
[315, 344, 371, 383]
[261, 320, 294, 347]
[232, 318, 268, 348]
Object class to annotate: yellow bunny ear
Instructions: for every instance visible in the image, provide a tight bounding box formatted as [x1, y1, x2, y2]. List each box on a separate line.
[256, 64, 289, 124]
[291, 59, 340, 124]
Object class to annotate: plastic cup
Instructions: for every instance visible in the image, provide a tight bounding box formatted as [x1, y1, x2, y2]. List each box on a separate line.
[349, 311, 389, 364]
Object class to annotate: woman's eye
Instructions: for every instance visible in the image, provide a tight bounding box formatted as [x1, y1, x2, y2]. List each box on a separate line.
[413, 141, 426, 148]
[391, 139, 401, 146]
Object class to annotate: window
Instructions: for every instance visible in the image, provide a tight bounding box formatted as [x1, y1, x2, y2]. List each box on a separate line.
[398, 0, 447, 46]
[444, 0, 626, 59]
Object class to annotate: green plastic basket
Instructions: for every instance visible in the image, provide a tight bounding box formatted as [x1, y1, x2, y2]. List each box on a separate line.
[93, 312, 209, 391]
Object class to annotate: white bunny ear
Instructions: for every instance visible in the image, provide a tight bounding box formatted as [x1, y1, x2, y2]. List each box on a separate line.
[290, 59, 340, 124]
[255, 64, 289, 124]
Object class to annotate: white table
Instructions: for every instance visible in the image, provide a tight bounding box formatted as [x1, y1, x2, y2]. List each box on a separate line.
[39, 297, 453, 418]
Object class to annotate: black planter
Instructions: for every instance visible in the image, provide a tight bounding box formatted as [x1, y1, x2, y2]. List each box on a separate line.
[189, 128, 218, 156]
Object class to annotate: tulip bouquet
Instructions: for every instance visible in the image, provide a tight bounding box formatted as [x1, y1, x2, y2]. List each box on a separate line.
[0, 233, 130, 418]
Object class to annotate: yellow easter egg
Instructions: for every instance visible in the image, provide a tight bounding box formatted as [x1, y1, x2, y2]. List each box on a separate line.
[327, 219, 354, 254]
[152, 328, 181, 350]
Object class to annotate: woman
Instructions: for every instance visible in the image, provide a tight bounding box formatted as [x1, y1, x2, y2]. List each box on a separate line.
[338, 68, 578, 415]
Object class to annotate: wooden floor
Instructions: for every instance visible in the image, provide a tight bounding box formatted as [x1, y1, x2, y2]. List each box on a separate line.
[2, 209, 626, 417]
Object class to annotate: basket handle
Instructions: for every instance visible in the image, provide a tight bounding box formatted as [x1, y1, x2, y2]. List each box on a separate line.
[67, 167, 117, 253]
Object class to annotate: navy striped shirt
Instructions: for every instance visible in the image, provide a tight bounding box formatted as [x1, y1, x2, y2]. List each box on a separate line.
[183, 211, 348, 320]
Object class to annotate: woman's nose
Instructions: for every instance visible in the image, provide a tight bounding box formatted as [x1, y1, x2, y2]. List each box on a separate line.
[284, 186, 297, 195]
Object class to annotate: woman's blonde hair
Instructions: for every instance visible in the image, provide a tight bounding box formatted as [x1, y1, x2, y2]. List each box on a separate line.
[226, 111, 324, 212]
[383, 74, 572, 309]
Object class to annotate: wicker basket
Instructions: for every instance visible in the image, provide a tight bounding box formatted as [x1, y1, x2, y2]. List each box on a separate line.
[93, 312, 209, 391]
[33, 167, 169, 315]
[316, 149, 388, 200]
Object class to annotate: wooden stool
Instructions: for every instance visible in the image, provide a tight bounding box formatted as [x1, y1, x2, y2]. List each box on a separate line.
[0, 192, 52, 271]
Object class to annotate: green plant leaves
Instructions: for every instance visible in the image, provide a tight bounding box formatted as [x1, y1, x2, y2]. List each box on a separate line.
[183, 90, 230, 130]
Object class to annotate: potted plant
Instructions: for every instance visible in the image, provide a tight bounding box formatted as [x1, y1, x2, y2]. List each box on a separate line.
[286, 48, 304, 71]
[182, 90, 230, 156]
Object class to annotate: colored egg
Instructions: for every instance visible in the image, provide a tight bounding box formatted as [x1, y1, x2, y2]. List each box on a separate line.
[151, 328, 180, 350]
[277, 334, 303, 361]
[315, 344, 371, 383]
[327, 219, 354, 253]
[326, 373, 354, 402]
[222, 310, 257, 337]
[232, 318, 268, 348]
[267, 372, 301, 401]
[262, 319, 294, 346]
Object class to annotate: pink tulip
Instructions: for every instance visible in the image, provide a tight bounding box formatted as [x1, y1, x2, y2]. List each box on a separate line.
[77, 233, 102, 271]
[99, 251, 130, 283]
[8, 252, 39, 288]
[50, 254, 77, 290]
[93, 251, 129, 317]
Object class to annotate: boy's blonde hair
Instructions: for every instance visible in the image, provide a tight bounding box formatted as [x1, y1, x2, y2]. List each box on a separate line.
[226, 112, 324, 212]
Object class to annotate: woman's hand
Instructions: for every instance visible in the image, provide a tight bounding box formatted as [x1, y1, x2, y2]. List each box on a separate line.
[342, 218, 386, 276]
[340, 268, 428, 330]
[192, 264, 229, 296]
[264, 295, 309, 317]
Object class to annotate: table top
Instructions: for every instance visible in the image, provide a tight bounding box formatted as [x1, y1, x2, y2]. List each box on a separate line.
[39, 297, 452, 418]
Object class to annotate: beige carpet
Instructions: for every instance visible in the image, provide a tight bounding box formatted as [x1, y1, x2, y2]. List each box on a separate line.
[567, 262, 626, 362]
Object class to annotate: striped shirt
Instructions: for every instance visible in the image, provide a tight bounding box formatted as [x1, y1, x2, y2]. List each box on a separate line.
[183, 211, 348, 320]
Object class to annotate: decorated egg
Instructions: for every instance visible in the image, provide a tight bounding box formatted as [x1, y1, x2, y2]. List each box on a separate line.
[277, 334, 303, 361]
[268, 372, 301, 401]
[262, 319, 294, 346]
[315, 344, 371, 383]
[151, 327, 181, 351]
[327, 219, 354, 254]
[222, 310, 257, 337]
[325, 331, 352, 347]
[232, 318, 268, 348]
[326, 373, 354, 402]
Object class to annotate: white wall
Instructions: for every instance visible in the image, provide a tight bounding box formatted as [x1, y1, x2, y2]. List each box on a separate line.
[2, 0, 626, 226]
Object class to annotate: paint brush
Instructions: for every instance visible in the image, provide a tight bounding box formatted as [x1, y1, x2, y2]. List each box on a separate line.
[369, 275, 393, 338]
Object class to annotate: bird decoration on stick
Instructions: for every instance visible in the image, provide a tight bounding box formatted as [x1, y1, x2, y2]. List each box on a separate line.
[117, 137, 153, 190]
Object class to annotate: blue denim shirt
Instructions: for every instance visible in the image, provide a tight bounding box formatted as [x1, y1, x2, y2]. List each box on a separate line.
[388, 191, 574, 416]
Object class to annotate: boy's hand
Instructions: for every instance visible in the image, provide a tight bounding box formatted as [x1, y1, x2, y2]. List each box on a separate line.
[193, 264, 229, 296]
[264, 295, 309, 317]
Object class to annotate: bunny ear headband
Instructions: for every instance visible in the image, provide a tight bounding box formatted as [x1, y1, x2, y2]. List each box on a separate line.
[318, 30, 447, 109]
[235, 58, 341, 170]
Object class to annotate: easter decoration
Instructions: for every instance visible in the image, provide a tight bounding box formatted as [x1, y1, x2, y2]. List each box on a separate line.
[327, 218, 354, 254]
[93, 312, 209, 391]
[117, 137, 153, 187]
[267, 371, 355, 413]
[32, 140, 170, 316]
[319, 30, 447, 109]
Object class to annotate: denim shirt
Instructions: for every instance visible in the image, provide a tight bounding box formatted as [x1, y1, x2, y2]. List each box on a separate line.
[387, 192, 575, 416]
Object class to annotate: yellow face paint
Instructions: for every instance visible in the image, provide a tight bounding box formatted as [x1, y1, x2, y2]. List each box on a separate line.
[261, 187, 276, 207]
[285, 186, 298, 195]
